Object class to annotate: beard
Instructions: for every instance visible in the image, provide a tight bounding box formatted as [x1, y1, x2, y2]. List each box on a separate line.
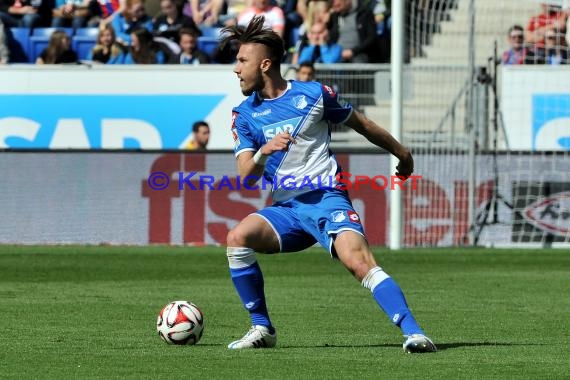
[241, 71, 264, 96]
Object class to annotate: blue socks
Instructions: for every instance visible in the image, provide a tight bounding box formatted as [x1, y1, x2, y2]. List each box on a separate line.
[227, 247, 273, 330]
[362, 267, 424, 336]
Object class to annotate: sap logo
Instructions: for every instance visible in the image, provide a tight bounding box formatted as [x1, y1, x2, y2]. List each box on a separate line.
[532, 95, 570, 151]
[0, 117, 162, 149]
[262, 117, 302, 141]
[0, 94, 224, 149]
[523, 191, 570, 236]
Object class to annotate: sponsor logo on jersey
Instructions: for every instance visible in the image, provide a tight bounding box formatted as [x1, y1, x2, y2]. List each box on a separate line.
[292, 95, 308, 110]
[262, 117, 302, 141]
[523, 191, 570, 235]
[347, 210, 361, 224]
[323, 85, 336, 97]
[252, 109, 272, 118]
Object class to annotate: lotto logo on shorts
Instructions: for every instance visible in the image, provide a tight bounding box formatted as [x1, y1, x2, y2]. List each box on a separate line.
[347, 210, 361, 224]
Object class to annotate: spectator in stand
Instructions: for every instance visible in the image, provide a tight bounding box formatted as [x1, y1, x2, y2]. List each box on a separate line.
[502, 24, 533, 65]
[185, 0, 225, 27]
[327, 0, 377, 63]
[295, 61, 315, 81]
[112, 0, 153, 46]
[36, 30, 78, 64]
[0, 19, 8, 63]
[123, 26, 166, 63]
[168, 26, 209, 64]
[0, 0, 44, 28]
[525, 2, 568, 50]
[236, 0, 285, 38]
[87, 23, 125, 63]
[153, 0, 200, 43]
[187, 120, 210, 150]
[297, 20, 341, 64]
[533, 28, 569, 65]
[52, 0, 91, 28]
[296, 0, 329, 34]
[88, 0, 124, 27]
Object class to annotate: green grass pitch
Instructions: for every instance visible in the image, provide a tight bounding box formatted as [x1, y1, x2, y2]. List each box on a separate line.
[0, 245, 568, 379]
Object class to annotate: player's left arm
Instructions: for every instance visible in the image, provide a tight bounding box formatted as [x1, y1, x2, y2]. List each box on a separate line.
[344, 110, 414, 178]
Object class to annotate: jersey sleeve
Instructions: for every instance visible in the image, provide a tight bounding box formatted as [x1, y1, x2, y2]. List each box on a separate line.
[321, 84, 353, 124]
[231, 111, 257, 157]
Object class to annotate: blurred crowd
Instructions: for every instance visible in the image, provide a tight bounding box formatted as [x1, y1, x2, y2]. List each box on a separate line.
[0, 0, 393, 64]
[502, 2, 569, 65]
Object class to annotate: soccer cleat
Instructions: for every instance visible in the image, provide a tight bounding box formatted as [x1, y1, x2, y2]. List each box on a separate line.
[227, 325, 277, 349]
[402, 334, 437, 353]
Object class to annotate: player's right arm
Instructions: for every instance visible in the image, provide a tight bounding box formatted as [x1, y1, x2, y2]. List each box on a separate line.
[237, 132, 296, 187]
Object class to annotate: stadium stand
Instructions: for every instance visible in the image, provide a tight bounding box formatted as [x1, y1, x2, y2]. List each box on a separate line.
[29, 27, 74, 63]
[72, 27, 99, 61]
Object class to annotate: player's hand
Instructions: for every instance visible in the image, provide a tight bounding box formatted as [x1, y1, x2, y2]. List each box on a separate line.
[395, 150, 414, 180]
[261, 132, 296, 155]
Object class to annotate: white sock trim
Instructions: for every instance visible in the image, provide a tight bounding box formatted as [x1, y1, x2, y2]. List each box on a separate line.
[361, 267, 390, 292]
[227, 247, 256, 269]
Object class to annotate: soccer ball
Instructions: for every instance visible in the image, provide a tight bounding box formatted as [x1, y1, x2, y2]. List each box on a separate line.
[156, 300, 204, 345]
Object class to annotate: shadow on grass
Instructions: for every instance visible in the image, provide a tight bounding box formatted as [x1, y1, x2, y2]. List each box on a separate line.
[279, 342, 532, 350]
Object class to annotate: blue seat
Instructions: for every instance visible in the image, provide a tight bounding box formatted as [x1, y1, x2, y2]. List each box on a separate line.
[8, 28, 31, 63]
[72, 28, 99, 60]
[74, 27, 99, 38]
[32, 27, 74, 37]
[199, 26, 222, 38]
[197, 36, 219, 59]
[29, 28, 75, 62]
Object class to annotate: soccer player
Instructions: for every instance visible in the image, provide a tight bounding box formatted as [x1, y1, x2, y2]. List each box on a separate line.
[222, 16, 436, 353]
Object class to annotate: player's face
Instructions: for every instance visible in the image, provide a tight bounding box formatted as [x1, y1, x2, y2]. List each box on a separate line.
[234, 43, 266, 96]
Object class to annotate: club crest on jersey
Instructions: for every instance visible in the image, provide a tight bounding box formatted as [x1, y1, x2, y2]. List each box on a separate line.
[347, 210, 361, 224]
[331, 211, 346, 223]
[292, 95, 308, 110]
[262, 117, 302, 141]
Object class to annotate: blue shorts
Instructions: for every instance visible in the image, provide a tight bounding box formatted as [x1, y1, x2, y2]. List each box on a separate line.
[255, 189, 366, 256]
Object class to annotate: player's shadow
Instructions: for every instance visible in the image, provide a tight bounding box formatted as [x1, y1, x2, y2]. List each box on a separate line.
[281, 342, 529, 350]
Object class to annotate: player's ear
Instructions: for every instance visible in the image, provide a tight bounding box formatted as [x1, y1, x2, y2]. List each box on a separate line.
[260, 58, 272, 73]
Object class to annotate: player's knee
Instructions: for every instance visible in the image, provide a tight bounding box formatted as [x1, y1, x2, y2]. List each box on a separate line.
[226, 227, 248, 247]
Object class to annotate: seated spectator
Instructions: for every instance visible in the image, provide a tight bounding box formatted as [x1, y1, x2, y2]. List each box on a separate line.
[327, 0, 377, 63]
[36, 30, 78, 64]
[87, 23, 125, 63]
[502, 24, 533, 65]
[0, 0, 43, 28]
[52, 0, 91, 28]
[0, 19, 9, 63]
[88, 0, 124, 27]
[123, 27, 166, 63]
[532, 29, 569, 64]
[296, 61, 315, 81]
[296, 0, 329, 34]
[185, 0, 226, 27]
[526, 2, 568, 49]
[297, 20, 341, 64]
[153, 0, 200, 43]
[237, 0, 285, 38]
[186, 121, 210, 150]
[168, 26, 209, 64]
[111, 0, 153, 46]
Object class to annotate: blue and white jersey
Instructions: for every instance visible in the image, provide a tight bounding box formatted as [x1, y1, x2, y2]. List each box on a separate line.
[232, 80, 353, 202]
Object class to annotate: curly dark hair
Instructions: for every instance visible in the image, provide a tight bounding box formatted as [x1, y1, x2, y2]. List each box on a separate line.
[219, 15, 285, 66]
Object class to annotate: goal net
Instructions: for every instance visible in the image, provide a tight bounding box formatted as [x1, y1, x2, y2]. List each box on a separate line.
[397, 0, 570, 247]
